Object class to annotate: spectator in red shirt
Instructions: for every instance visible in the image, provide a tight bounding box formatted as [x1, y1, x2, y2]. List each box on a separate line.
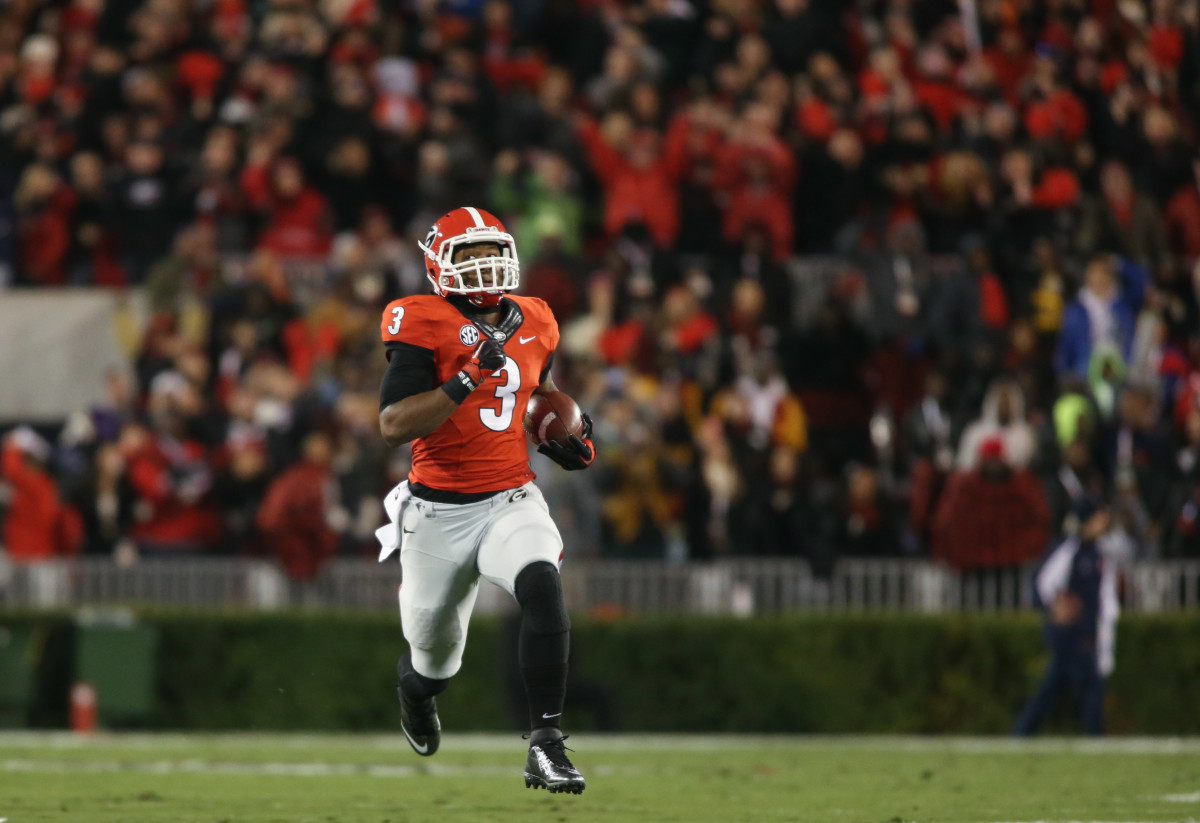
[1, 428, 83, 562]
[256, 432, 340, 580]
[1165, 161, 1200, 259]
[661, 284, 719, 359]
[14, 164, 74, 286]
[985, 27, 1032, 104]
[120, 375, 221, 554]
[912, 44, 963, 133]
[932, 437, 1051, 571]
[575, 111, 687, 248]
[240, 155, 334, 260]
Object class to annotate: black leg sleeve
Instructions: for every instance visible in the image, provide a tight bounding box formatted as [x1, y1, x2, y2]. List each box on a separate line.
[514, 561, 570, 730]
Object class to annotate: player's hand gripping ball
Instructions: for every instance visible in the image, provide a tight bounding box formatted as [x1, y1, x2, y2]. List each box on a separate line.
[525, 391, 595, 470]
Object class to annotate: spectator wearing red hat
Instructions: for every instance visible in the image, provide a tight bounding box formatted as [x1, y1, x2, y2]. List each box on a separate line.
[174, 52, 222, 99]
[957, 378, 1037, 472]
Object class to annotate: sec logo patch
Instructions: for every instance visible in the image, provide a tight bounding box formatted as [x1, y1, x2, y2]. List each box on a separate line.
[459, 324, 480, 346]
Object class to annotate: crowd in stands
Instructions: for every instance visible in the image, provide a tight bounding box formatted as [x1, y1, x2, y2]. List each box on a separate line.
[2, 0, 1200, 576]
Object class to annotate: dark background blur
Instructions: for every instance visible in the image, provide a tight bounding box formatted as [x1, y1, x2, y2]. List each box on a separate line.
[3, 0, 1200, 573]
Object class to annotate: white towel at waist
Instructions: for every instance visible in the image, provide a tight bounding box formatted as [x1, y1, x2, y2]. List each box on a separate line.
[375, 480, 412, 562]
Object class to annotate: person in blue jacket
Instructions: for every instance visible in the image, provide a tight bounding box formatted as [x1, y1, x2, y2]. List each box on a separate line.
[1055, 255, 1147, 378]
[1014, 497, 1120, 736]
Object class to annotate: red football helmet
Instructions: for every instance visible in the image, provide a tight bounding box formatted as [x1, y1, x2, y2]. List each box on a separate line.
[418, 206, 520, 308]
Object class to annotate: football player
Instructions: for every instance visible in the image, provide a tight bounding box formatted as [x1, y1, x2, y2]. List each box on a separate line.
[376, 206, 594, 794]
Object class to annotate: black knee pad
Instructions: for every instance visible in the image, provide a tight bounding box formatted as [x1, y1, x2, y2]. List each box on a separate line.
[514, 561, 570, 636]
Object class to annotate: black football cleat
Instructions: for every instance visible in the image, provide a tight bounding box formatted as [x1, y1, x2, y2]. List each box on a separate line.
[524, 728, 585, 794]
[398, 686, 440, 757]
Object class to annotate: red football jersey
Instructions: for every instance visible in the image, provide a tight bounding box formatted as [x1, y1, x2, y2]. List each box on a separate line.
[380, 294, 560, 493]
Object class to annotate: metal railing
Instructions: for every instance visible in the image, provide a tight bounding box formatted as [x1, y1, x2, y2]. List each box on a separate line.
[1, 556, 1198, 614]
[567, 559, 1043, 614]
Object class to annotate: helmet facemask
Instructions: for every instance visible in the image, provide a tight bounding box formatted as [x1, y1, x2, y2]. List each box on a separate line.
[419, 228, 520, 299]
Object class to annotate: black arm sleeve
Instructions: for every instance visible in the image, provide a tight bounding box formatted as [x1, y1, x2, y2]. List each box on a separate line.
[539, 351, 555, 385]
[380, 342, 437, 410]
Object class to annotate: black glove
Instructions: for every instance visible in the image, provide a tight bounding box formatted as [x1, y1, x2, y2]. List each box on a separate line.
[444, 338, 506, 404]
[461, 338, 506, 385]
[538, 412, 595, 471]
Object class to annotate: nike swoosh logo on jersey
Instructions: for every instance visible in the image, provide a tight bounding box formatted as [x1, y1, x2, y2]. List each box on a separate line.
[402, 527, 415, 534]
[403, 725, 429, 754]
[541, 712, 562, 719]
[519, 335, 536, 344]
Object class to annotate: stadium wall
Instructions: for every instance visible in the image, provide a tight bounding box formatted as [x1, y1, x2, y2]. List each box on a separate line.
[2, 612, 1198, 734]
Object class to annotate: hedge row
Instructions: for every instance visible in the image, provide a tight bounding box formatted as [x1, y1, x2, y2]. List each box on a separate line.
[2, 611, 1198, 733]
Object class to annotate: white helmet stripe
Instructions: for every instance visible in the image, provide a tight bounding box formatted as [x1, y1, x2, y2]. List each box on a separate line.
[464, 206, 486, 228]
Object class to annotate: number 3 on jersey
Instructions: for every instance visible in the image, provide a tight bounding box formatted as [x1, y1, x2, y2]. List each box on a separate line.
[480, 357, 520, 432]
[387, 306, 405, 334]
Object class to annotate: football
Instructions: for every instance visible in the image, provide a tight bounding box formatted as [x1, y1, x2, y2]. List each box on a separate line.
[524, 390, 584, 446]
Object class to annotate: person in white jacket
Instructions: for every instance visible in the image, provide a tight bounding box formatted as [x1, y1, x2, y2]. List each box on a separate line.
[957, 378, 1037, 471]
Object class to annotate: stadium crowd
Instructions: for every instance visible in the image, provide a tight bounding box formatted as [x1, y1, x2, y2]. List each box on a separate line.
[2, 0, 1200, 575]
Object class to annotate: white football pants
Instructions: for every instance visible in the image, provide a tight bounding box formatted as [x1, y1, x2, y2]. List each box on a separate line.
[396, 482, 563, 679]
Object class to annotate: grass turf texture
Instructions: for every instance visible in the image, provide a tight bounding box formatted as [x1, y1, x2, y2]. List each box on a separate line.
[1, 734, 1198, 823]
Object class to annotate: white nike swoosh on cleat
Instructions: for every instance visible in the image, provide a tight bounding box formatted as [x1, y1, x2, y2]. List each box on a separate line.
[403, 726, 429, 754]
[541, 712, 562, 719]
[519, 335, 536, 344]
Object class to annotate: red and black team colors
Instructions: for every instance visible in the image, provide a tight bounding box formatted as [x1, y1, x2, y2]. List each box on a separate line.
[375, 206, 593, 794]
[380, 293, 561, 494]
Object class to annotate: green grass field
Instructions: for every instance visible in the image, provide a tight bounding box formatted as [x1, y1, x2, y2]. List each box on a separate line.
[1, 733, 1198, 823]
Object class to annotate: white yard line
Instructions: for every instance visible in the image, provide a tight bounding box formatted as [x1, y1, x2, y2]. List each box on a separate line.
[0, 758, 634, 778]
[1161, 792, 1200, 802]
[1, 732, 1198, 755]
